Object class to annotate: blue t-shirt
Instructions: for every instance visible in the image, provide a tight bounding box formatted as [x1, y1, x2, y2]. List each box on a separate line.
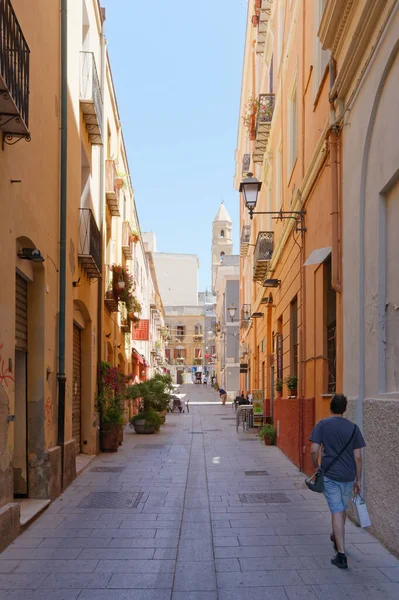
[310, 416, 366, 482]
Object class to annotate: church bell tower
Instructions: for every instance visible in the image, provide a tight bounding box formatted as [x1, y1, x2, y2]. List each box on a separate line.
[212, 203, 233, 291]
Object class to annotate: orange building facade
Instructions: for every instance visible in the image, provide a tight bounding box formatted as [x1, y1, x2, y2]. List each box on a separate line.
[235, 0, 343, 460]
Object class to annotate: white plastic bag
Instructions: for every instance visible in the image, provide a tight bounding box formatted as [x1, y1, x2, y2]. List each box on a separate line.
[352, 494, 372, 528]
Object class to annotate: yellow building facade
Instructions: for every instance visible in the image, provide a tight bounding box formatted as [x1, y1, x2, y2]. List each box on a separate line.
[0, 0, 163, 547]
[235, 0, 344, 468]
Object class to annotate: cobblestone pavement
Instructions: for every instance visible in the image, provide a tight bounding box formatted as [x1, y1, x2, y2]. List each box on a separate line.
[1, 385, 399, 599]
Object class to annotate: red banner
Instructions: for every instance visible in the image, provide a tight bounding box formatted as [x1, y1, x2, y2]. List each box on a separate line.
[132, 319, 149, 341]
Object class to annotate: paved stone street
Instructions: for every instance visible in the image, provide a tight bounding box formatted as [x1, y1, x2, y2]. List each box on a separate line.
[1, 384, 399, 600]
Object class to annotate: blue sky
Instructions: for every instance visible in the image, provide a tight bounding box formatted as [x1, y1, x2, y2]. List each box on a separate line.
[101, 0, 246, 291]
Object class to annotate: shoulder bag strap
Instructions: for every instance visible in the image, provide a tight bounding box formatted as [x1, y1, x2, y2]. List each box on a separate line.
[322, 424, 357, 475]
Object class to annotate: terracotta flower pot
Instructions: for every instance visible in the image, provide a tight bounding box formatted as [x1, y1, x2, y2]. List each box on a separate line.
[264, 436, 273, 446]
[252, 15, 259, 26]
[100, 423, 119, 452]
[113, 266, 122, 274]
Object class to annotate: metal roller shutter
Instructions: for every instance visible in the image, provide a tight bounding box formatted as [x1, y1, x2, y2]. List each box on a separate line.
[72, 324, 82, 453]
[16, 274, 28, 351]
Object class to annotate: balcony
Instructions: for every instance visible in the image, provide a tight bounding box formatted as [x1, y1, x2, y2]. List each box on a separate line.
[105, 160, 120, 217]
[240, 224, 251, 257]
[253, 231, 274, 282]
[242, 153, 250, 177]
[253, 94, 275, 164]
[78, 208, 102, 278]
[241, 304, 252, 329]
[256, 0, 273, 55]
[80, 51, 103, 145]
[0, 0, 30, 142]
[120, 304, 131, 333]
[122, 221, 133, 260]
[104, 266, 119, 313]
[193, 334, 203, 343]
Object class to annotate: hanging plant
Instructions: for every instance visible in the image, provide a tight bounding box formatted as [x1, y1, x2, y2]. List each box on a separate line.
[242, 97, 259, 131]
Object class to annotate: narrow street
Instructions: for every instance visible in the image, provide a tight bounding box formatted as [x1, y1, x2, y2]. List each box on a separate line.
[0, 385, 398, 600]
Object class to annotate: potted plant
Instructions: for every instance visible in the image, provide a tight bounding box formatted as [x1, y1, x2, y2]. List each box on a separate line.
[97, 362, 127, 451]
[127, 374, 173, 433]
[130, 409, 163, 434]
[259, 423, 276, 446]
[130, 230, 140, 244]
[284, 375, 298, 397]
[252, 14, 259, 26]
[275, 379, 283, 397]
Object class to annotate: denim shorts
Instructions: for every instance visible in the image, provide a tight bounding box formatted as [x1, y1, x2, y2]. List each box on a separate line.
[324, 477, 354, 514]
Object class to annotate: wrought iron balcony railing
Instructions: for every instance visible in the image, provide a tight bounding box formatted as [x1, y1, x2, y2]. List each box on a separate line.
[104, 265, 119, 313]
[105, 160, 120, 217]
[253, 231, 274, 282]
[253, 94, 275, 164]
[122, 221, 133, 260]
[78, 208, 102, 278]
[80, 51, 103, 145]
[256, 0, 273, 55]
[242, 153, 250, 177]
[0, 0, 30, 140]
[241, 304, 252, 328]
[240, 224, 251, 257]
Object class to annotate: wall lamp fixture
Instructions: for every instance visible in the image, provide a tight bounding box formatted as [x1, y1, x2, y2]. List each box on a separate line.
[264, 279, 281, 288]
[18, 248, 45, 262]
[239, 173, 306, 232]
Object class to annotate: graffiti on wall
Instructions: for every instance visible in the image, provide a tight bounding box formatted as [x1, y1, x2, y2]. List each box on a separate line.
[0, 344, 14, 390]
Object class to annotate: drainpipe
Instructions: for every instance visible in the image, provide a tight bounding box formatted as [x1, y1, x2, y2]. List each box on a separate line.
[57, 0, 68, 491]
[97, 9, 106, 390]
[329, 59, 341, 294]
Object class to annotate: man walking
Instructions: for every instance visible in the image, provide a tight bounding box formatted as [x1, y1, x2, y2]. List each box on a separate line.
[218, 387, 227, 405]
[310, 394, 366, 569]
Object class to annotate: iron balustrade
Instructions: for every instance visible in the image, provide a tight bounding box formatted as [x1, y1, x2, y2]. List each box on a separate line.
[80, 51, 103, 143]
[0, 0, 30, 134]
[253, 231, 274, 283]
[241, 304, 251, 327]
[242, 153, 250, 176]
[78, 208, 102, 278]
[257, 94, 275, 128]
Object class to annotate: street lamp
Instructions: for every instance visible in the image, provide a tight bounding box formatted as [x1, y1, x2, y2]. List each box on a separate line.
[239, 172, 306, 231]
[239, 172, 262, 213]
[228, 303, 237, 322]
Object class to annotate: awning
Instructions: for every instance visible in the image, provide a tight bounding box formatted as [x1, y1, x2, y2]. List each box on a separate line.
[132, 349, 144, 365]
[304, 247, 331, 266]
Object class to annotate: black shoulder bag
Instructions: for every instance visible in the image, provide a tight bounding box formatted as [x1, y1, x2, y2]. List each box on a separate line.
[305, 424, 357, 493]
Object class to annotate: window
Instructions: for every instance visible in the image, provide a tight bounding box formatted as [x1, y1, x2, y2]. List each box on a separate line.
[287, 78, 298, 178]
[275, 142, 282, 209]
[165, 348, 171, 362]
[210, 345, 216, 355]
[277, 2, 283, 71]
[195, 348, 203, 359]
[220, 230, 225, 238]
[325, 256, 336, 393]
[174, 348, 186, 359]
[194, 324, 203, 335]
[261, 338, 265, 353]
[290, 297, 298, 378]
[269, 54, 274, 94]
[220, 251, 225, 264]
[313, 0, 329, 100]
[176, 325, 185, 340]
